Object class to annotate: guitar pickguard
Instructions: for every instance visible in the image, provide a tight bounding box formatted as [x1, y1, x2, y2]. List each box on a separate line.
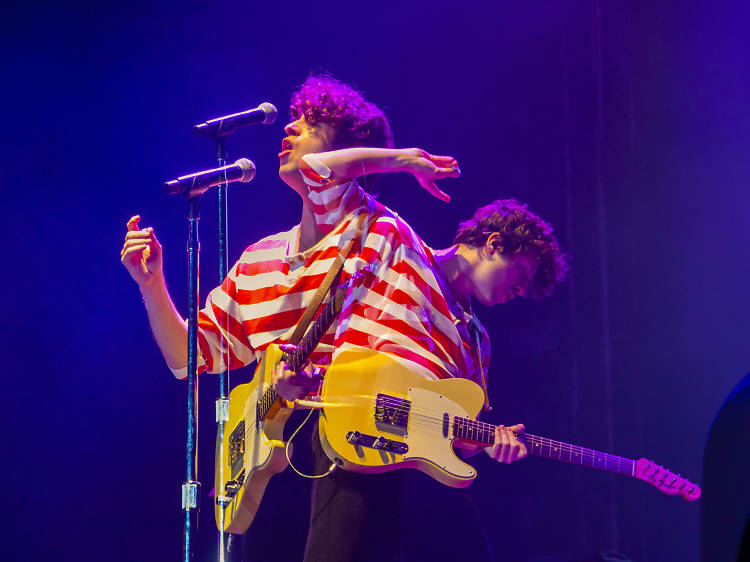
[402, 387, 476, 481]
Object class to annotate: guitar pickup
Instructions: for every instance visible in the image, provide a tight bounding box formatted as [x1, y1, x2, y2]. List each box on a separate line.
[346, 431, 408, 454]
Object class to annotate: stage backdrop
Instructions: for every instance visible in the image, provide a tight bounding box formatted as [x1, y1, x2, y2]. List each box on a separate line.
[3, 1, 749, 561]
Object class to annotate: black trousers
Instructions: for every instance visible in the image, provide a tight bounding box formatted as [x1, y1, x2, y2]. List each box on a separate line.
[241, 415, 495, 562]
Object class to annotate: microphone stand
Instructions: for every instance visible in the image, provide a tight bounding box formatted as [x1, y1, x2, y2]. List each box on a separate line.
[185, 103, 275, 561]
[182, 195, 201, 562]
[176, 141, 233, 562]
[174, 147, 249, 561]
[213, 136, 233, 562]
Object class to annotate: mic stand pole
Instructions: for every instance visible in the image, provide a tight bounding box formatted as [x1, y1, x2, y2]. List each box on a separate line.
[214, 136, 233, 562]
[182, 196, 202, 562]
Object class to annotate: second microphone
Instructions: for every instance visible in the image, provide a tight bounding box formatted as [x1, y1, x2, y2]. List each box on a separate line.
[164, 158, 256, 198]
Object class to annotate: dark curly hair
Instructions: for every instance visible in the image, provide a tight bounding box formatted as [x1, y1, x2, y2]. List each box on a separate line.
[453, 199, 569, 299]
[290, 74, 394, 150]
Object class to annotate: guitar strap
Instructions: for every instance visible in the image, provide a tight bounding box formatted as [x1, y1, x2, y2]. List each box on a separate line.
[287, 210, 379, 346]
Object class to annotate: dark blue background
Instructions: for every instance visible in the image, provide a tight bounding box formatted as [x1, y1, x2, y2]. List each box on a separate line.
[3, 1, 749, 560]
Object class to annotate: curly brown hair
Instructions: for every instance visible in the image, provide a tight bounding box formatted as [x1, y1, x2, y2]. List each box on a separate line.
[289, 74, 394, 150]
[453, 199, 569, 299]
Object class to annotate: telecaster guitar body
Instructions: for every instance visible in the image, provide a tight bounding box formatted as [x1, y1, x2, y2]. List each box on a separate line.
[214, 344, 294, 534]
[319, 349, 485, 487]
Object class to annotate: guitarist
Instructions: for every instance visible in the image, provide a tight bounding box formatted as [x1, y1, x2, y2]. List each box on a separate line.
[121, 75, 568, 561]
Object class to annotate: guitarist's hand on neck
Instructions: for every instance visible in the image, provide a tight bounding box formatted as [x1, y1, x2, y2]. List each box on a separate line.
[455, 423, 528, 464]
[487, 424, 528, 464]
[272, 359, 324, 401]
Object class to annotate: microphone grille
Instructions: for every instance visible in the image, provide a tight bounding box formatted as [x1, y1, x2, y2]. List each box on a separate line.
[234, 158, 256, 182]
[259, 102, 278, 125]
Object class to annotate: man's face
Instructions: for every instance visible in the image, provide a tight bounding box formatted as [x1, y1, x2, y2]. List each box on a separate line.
[472, 239, 538, 306]
[278, 114, 336, 190]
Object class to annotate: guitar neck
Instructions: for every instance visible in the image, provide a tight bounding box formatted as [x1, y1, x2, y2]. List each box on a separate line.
[286, 292, 339, 371]
[452, 417, 635, 476]
[257, 287, 344, 421]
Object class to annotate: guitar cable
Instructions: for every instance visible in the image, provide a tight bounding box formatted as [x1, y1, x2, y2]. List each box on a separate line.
[285, 409, 337, 479]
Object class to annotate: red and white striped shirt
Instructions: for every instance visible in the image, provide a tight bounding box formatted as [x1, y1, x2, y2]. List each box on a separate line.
[193, 155, 490, 384]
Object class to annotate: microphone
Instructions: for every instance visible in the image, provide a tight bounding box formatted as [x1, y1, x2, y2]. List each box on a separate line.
[164, 158, 256, 197]
[193, 102, 278, 137]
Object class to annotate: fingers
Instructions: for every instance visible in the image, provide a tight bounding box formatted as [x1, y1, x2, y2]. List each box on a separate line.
[272, 360, 321, 401]
[434, 166, 461, 178]
[421, 181, 451, 202]
[419, 152, 460, 176]
[428, 155, 460, 175]
[509, 423, 526, 434]
[124, 216, 160, 248]
[121, 229, 154, 262]
[123, 229, 153, 244]
[126, 215, 141, 232]
[120, 243, 148, 264]
[489, 424, 528, 464]
[425, 153, 458, 168]
[411, 151, 459, 202]
[122, 227, 162, 257]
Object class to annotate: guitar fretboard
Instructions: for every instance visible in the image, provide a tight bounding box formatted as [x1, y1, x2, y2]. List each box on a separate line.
[257, 288, 343, 423]
[452, 417, 634, 476]
[287, 293, 339, 371]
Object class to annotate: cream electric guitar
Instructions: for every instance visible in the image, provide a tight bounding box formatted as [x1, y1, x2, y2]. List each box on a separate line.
[318, 350, 701, 501]
[214, 274, 355, 534]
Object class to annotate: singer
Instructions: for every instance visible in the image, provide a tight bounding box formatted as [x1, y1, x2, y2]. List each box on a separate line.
[120, 75, 567, 561]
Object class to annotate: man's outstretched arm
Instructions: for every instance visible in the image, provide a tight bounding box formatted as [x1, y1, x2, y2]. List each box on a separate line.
[309, 147, 460, 202]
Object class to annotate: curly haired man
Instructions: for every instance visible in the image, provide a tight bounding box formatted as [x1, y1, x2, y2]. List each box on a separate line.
[121, 75, 567, 561]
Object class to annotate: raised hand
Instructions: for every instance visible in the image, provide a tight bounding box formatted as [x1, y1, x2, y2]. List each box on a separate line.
[397, 148, 460, 202]
[120, 215, 164, 288]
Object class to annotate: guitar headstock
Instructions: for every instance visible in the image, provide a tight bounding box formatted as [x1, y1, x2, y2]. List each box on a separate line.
[634, 458, 701, 501]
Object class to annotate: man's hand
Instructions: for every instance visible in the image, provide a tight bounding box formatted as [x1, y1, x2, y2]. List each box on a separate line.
[121, 215, 164, 288]
[272, 345, 324, 401]
[395, 148, 460, 202]
[486, 423, 528, 464]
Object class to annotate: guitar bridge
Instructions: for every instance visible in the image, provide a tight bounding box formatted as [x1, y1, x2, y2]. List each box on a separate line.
[346, 431, 408, 455]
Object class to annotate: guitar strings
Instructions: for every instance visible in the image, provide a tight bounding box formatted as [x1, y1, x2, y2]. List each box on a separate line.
[364, 404, 687, 490]
[244, 396, 688, 492]
[372, 398, 634, 457]
[395, 413, 637, 475]
[367, 401, 637, 473]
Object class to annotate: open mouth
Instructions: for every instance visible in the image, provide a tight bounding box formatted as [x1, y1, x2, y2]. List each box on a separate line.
[278, 138, 293, 159]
